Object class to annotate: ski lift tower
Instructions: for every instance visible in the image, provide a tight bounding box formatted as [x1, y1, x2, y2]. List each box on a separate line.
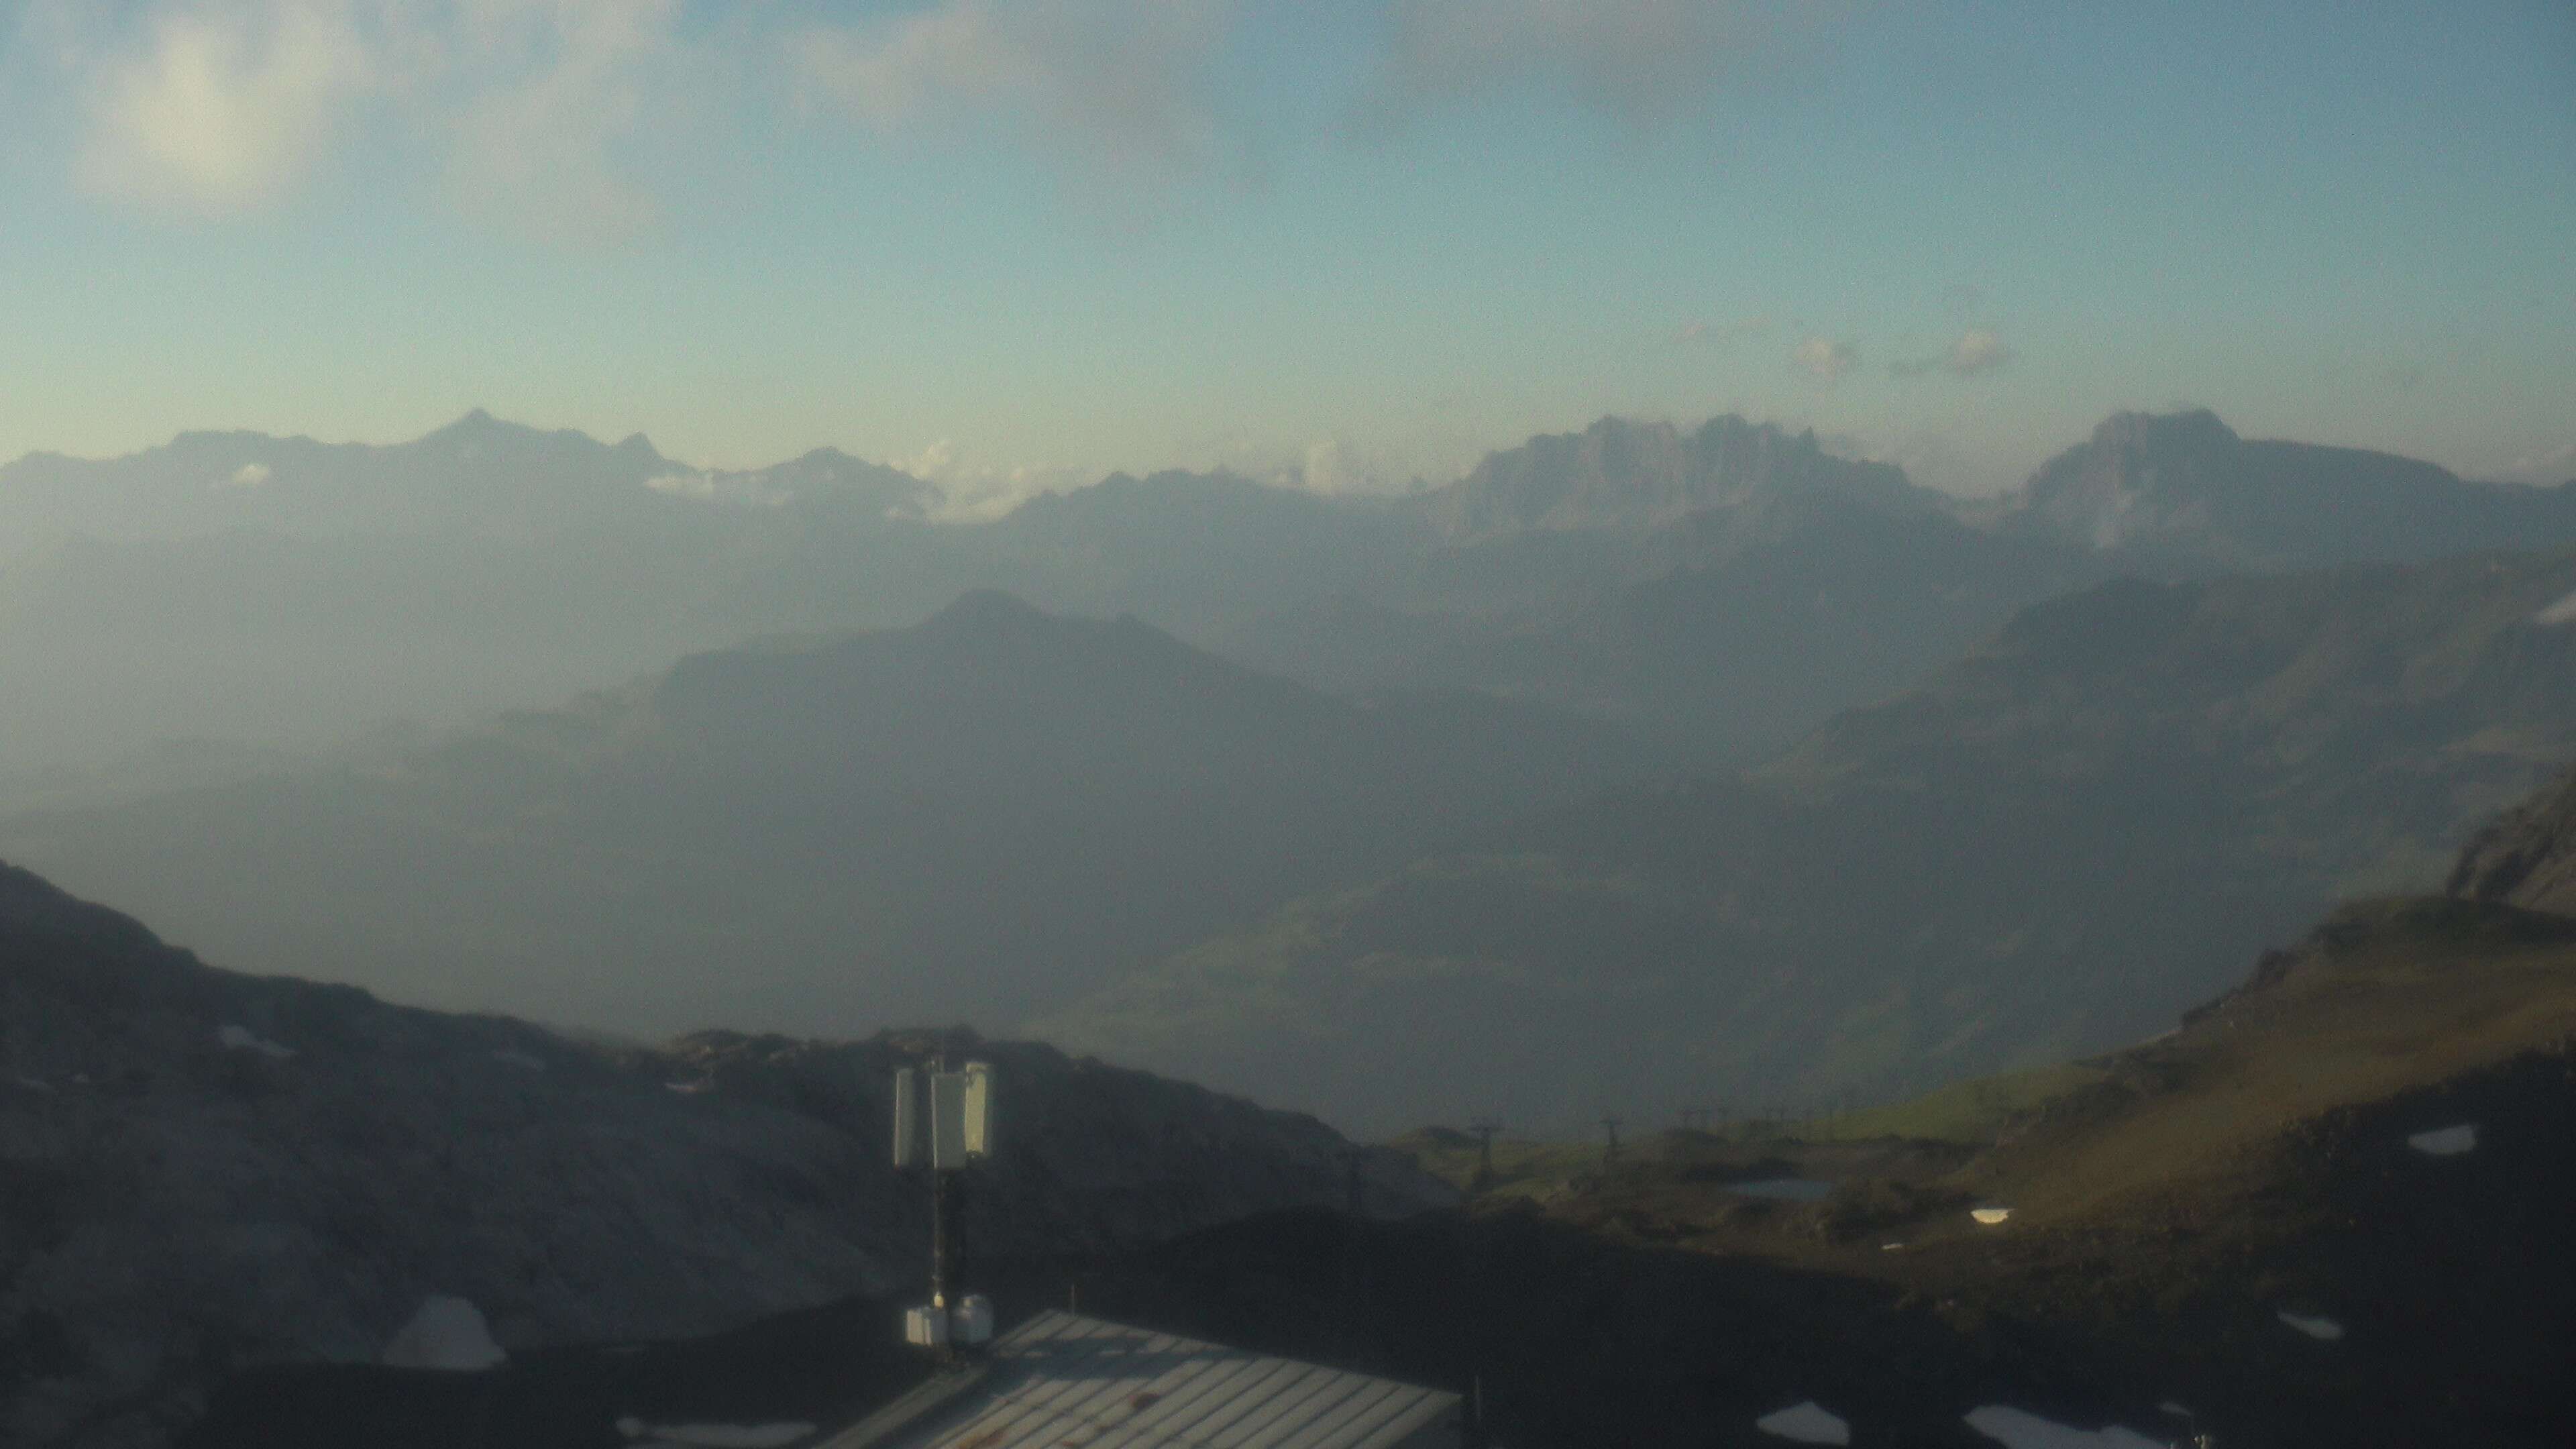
[1468, 1118, 1503, 1191]
[893, 1057, 997, 1358]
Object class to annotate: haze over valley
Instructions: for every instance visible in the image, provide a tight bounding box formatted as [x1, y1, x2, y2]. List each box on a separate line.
[8, 407, 2576, 1133]
[5, 3, 2572, 1444]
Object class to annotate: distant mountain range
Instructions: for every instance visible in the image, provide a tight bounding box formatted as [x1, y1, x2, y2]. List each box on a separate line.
[0, 593, 1658, 1037]
[1983, 407, 2576, 568]
[10, 405, 2568, 773]
[1042, 547, 2576, 1133]
[9, 405, 2576, 1136]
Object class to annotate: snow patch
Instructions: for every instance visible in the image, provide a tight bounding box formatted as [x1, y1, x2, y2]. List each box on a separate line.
[616, 1421, 814, 1448]
[2533, 588, 2576, 626]
[10, 1075, 56, 1095]
[1879, 1242, 1904, 1251]
[666, 1081, 709, 1095]
[217, 1024, 295, 1059]
[1971, 1206, 2013, 1226]
[490, 1048, 548, 1072]
[221, 462, 272, 488]
[1963, 1405, 2165, 1448]
[645, 472, 717, 500]
[1755, 1400, 1850, 1444]
[2276, 1310, 2343, 1341]
[2407, 1123, 2475, 1156]
[2157, 1401, 2194, 1418]
[383, 1295, 506, 1371]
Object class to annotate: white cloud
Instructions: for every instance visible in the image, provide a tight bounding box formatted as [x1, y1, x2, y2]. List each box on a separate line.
[441, 0, 680, 245]
[75, 1, 380, 213]
[55, 1, 681, 242]
[644, 470, 718, 500]
[897, 439, 1082, 522]
[1890, 327, 2014, 378]
[1791, 335, 1858, 383]
[792, 0, 1240, 184]
[1948, 327, 2011, 374]
[1360, 0, 1842, 130]
[1298, 437, 1383, 496]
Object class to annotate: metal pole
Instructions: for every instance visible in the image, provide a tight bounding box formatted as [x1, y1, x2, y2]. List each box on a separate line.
[930, 1167, 950, 1310]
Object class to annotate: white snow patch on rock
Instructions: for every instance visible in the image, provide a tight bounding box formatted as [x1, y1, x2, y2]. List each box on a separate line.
[2533, 588, 2576, 626]
[1755, 1400, 1851, 1444]
[384, 1295, 506, 1371]
[2276, 1310, 2344, 1340]
[1964, 1405, 2165, 1447]
[2407, 1123, 2476, 1156]
[666, 1081, 709, 1095]
[2157, 1401, 2194, 1417]
[617, 1422, 813, 1448]
[1971, 1206, 2013, 1226]
[10, 1075, 55, 1095]
[216, 1024, 295, 1059]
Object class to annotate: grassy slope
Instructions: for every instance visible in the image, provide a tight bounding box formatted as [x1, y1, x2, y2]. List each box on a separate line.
[1958, 896, 2576, 1226]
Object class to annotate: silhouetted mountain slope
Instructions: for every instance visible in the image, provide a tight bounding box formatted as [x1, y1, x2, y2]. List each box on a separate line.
[0, 411, 934, 545]
[1046, 547, 2576, 1134]
[18, 407, 2563, 777]
[0, 414, 973, 765]
[1224, 419, 2108, 760]
[0, 594, 1658, 1039]
[180, 885, 2576, 1449]
[2449, 759, 2576, 916]
[0, 861, 1448, 1448]
[1984, 408, 2576, 570]
[1414, 414, 1940, 541]
[969, 471, 1431, 635]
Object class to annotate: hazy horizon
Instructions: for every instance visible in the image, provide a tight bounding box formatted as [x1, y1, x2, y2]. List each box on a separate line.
[3, 1, 2569, 501]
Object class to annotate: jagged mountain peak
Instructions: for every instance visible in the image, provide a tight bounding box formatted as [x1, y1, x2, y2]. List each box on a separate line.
[2084, 406, 2240, 452]
[1423, 412, 1923, 541]
[1989, 407, 2573, 568]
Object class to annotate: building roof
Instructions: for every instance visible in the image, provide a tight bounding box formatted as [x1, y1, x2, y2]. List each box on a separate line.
[820, 1311, 1461, 1449]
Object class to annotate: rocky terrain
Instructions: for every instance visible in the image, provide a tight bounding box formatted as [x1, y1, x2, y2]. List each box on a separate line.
[2449, 759, 2576, 915]
[176, 769, 2576, 1448]
[1071, 783, 2576, 1446]
[0, 862, 1448, 1448]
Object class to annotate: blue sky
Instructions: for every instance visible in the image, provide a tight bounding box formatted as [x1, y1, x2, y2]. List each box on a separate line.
[1, 0, 2569, 501]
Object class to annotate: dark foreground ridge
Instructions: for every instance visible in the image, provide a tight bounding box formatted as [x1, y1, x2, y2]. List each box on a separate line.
[177, 890, 2576, 1448]
[0, 861, 1445, 1448]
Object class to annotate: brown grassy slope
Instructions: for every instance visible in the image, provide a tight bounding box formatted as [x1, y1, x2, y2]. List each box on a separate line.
[2450, 760, 2576, 914]
[1952, 896, 2576, 1227]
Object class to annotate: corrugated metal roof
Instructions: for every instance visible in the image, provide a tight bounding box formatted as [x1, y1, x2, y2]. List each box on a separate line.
[821, 1311, 1460, 1449]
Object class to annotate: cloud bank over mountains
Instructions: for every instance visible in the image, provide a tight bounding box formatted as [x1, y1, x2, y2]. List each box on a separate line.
[22, 0, 1858, 235]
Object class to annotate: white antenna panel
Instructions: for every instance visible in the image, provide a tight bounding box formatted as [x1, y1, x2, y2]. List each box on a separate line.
[892, 1067, 924, 1167]
[962, 1061, 994, 1159]
[930, 1062, 995, 1169]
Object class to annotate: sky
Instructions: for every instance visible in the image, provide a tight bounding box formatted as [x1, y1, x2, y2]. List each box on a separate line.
[0, 0, 2570, 501]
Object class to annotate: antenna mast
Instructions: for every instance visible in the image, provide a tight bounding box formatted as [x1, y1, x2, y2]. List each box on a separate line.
[894, 1051, 997, 1358]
